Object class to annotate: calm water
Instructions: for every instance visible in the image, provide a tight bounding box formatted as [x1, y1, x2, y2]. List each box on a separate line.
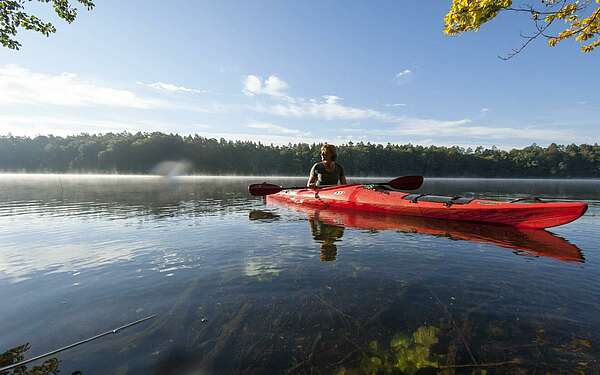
[1, 175, 599, 374]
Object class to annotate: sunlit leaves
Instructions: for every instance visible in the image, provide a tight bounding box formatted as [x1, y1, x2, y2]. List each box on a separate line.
[444, 0, 600, 54]
[444, 0, 513, 34]
[0, 0, 95, 50]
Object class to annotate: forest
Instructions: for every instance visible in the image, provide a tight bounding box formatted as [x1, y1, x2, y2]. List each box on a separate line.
[0, 132, 599, 177]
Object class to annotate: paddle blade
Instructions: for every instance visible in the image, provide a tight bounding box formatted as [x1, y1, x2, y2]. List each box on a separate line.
[387, 175, 423, 190]
[248, 183, 284, 196]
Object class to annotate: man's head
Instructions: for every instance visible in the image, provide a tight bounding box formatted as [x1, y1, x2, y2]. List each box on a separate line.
[320, 144, 337, 162]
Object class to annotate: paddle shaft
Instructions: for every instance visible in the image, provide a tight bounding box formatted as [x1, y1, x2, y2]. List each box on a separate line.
[249, 176, 423, 197]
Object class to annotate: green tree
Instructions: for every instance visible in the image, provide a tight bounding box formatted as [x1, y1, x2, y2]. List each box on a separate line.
[1, 132, 599, 177]
[1, 0, 95, 50]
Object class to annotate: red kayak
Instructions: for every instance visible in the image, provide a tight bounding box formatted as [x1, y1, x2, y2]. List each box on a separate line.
[265, 184, 588, 229]
[262, 201, 584, 263]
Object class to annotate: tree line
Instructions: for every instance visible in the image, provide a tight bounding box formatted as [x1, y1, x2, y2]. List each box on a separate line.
[0, 132, 599, 177]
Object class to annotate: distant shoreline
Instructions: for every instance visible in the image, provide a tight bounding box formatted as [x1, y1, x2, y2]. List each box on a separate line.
[2, 133, 599, 178]
[1, 173, 599, 181]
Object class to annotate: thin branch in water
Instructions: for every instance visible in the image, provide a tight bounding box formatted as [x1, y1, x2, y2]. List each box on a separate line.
[425, 285, 478, 365]
[439, 358, 524, 369]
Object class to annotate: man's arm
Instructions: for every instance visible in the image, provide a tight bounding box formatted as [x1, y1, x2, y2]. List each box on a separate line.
[307, 164, 318, 187]
[339, 165, 347, 184]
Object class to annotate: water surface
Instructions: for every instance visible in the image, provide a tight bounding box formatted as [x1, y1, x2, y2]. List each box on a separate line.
[1, 175, 599, 374]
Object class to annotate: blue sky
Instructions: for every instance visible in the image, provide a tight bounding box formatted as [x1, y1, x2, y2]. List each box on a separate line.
[0, 0, 598, 148]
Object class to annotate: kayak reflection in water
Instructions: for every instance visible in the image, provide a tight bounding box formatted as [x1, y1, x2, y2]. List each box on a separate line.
[307, 144, 347, 187]
[265, 197, 585, 264]
[309, 213, 345, 261]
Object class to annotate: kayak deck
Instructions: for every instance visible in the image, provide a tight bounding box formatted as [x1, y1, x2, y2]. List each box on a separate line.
[266, 184, 588, 229]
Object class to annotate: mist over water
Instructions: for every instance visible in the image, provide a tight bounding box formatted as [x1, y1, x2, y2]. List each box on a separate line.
[1, 175, 599, 374]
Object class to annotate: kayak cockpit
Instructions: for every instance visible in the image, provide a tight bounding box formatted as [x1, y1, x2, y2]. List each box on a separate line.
[403, 194, 474, 205]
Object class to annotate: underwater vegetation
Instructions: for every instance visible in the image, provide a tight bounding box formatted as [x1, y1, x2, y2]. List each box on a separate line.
[0, 343, 59, 375]
[336, 325, 441, 375]
[333, 322, 598, 375]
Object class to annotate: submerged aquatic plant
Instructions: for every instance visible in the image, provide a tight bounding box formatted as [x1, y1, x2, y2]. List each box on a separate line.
[0, 343, 59, 375]
[336, 325, 441, 375]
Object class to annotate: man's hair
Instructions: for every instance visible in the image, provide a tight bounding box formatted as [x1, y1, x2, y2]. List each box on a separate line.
[320, 144, 337, 156]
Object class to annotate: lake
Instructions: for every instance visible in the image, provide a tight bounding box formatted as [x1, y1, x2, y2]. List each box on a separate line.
[1, 175, 599, 374]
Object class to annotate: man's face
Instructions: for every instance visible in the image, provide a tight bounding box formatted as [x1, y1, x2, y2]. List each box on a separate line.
[322, 150, 336, 161]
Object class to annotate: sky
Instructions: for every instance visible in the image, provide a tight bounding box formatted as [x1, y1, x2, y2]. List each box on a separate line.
[0, 0, 598, 149]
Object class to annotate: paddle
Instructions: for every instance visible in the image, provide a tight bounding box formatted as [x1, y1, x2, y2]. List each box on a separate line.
[248, 175, 423, 196]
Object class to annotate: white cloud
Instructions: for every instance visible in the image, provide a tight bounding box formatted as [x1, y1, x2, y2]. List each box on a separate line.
[264, 76, 289, 96]
[243, 75, 262, 96]
[0, 115, 141, 136]
[243, 75, 416, 125]
[186, 131, 333, 146]
[323, 95, 342, 104]
[243, 74, 289, 97]
[341, 121, 572, 142]
[395, 69, 412, 78]
[241, 73, 586, 145]
[243, 74, 393, 121]
[251, 98, 489, 138]
[393, 69, 413, 85]
[217, 128, 579, 149]
[192, 123, 212, 130]
[0, 113, 588, 148]
[246, 121, 310, 136]
[251, 97, 392, 121]
[142, 81, 207, 94]
[0, 114, 211, 137]
[386, 103, 407, 107]
[0, 64, 167, 109]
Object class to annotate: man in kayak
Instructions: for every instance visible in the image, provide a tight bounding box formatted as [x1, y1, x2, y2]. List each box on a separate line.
[307, 144, 347, 187]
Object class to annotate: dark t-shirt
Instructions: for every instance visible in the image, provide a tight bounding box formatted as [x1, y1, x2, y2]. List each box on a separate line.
[310, 162, 345, 186]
